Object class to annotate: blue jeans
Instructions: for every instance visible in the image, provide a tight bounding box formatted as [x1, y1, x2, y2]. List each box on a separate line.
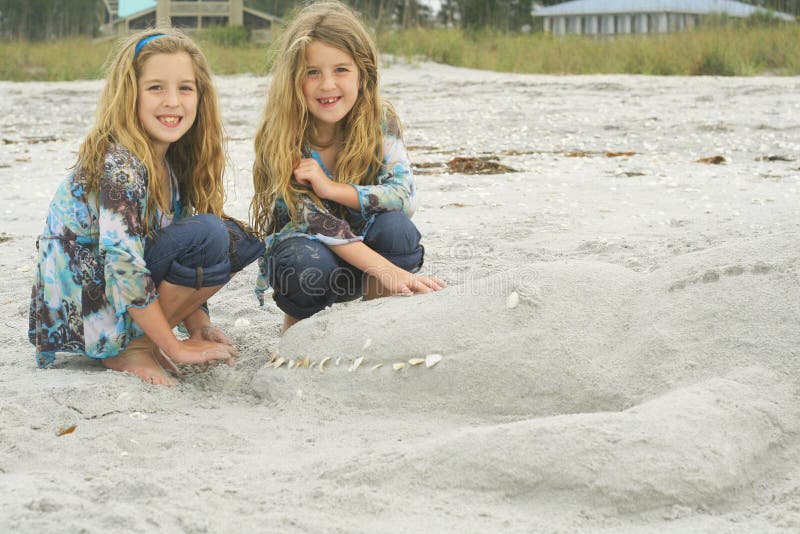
[145, 214, 264, 288]
[269, 211, 424, 319]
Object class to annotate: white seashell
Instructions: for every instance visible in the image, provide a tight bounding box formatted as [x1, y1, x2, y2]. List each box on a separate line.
[319, 357, 331, 373]
[335, 357, 341, 366]
[309, 361, 317, 370]
[393, 363, 406, 371]
[408, 358, 425, 366]
[296, 389, 303, 398]
[506, 291, 520, 309]
[129, 412, 148, 420]
[288, 359, 296, 369]
[425, 354, 443, 368]
[302, 356, 310, 368]
[371, 363, 383, 371]
[274, 357, 286, 369]
[363, 338, 372, 350]
[234, 317, 250, 328]
[350, 356, 364, 372]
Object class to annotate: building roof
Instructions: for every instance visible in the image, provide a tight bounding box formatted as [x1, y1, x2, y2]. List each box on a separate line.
[532, 0, 794, 20]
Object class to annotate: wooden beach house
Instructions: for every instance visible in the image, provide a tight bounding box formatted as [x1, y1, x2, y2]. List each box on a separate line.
[100, 0, 279, 39]
[533, 0, 794, 36]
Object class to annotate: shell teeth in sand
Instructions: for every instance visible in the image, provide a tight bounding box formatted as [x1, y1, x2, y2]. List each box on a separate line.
[363, 338, 372, 350]
[319, 357, 331, 372]
[371, 363, 383, 371]
[335, 357, 341, 366]
[309, 361, 317, 370]
[302, 356, 310, 368]
[506, 291, 520, 309]
[393, 362, 406, 371]
[269, 351, 279, 363]
[288, 359, 296, 369]
[425, 354, 443, 368]
[350, 356, 364, 372]
[294, 359, 303, 369]
[408, 358, 425, 366]
[273, 357, 286, 369]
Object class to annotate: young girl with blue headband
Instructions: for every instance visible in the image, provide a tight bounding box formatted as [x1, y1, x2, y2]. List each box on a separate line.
[28, 28, 264, 385]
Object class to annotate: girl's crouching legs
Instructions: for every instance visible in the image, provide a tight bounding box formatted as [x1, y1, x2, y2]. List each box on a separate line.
[363, 212, 425, 300]
[145, 214, 232, 327]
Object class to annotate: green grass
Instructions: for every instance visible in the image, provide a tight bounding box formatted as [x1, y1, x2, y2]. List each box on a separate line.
[0, 31, 272, 81]
[1, 24, 799, 81]
[379, 25, 800, 76]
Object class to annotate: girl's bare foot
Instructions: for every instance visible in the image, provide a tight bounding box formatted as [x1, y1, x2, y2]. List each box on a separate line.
[102, 336, 178, 386]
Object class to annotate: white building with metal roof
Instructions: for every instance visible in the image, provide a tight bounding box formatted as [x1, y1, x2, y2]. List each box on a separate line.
[533, 0, 794, 35]
[99, 0, 279, 39]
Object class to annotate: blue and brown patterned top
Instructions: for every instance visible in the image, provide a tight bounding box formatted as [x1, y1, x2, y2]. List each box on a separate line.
[28, 144, 183, 367]
[255, 115, 416, 304]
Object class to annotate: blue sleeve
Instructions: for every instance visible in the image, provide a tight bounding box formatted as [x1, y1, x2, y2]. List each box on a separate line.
[350, 115, 417, 220]
[97, 147, 158, 316]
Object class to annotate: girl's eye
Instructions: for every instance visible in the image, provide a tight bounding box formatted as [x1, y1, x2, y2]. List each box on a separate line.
[335, 67, 349, 73]
[306, 69, 320, 77]
[180, 85, 195, 92]
[148, 85, 162, 91]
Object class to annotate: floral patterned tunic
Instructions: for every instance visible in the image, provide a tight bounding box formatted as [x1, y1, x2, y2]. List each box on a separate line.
[28, 144, 176, 367]
[255, 115, 416, 304]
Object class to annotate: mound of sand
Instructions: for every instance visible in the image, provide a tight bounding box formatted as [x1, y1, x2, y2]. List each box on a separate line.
[3, 66, 800, 532]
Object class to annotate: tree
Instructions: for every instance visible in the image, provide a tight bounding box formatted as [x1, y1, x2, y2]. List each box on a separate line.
[0, 0, 104, 40]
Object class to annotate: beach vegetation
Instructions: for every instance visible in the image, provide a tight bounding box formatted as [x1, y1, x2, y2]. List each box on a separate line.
[0, 7, 799, 80]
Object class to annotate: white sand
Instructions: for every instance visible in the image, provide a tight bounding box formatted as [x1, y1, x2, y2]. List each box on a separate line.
[1, 62, 799, 532]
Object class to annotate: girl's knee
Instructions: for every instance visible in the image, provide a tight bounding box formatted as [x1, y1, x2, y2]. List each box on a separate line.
[365, 211, 421, 254]
[224, 219, 265, 273]
[190, 214, 229, 256]
[271, 239, 337, 291]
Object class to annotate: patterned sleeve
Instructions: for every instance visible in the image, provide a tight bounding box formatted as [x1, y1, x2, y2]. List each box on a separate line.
[350, 115, 417, 220]
[284, 195, 363, 246]
[98, 147, 158, 315]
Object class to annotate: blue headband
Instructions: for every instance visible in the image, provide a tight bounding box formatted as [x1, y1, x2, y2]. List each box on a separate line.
[134, 34, 165, 57]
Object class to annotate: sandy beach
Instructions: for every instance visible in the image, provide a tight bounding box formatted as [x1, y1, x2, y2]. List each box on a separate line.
[1, 62, 799, 532]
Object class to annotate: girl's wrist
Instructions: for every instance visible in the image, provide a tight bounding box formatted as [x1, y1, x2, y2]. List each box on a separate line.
[160, 336, 182, 358]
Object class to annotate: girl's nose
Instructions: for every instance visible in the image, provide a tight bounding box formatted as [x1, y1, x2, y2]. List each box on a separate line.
[163, 88, 180, 106]
[321, 73, 336, 90]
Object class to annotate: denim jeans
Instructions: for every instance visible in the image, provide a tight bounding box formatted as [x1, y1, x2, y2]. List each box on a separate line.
[145, 214, 264, 288]
[269, 211, 424, 319]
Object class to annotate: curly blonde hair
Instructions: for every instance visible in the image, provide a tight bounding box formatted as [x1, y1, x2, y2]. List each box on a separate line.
[251, 0, 396, 237]
[75, 27, 226, 234]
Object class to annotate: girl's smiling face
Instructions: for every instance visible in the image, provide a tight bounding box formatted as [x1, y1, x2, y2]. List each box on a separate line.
[137, 52, 198, 158]
[302, 40, 359, 135]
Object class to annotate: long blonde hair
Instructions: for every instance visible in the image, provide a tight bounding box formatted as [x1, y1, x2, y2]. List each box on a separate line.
[251, 0, 393, 237]
[75, 27, 226, 233]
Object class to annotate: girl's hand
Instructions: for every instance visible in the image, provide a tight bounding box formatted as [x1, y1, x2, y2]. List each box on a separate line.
[293, 158, 334, 199]
[165, 339, 239, 367]
[374, 266, 447, 296]
[404, 274, 447, 294]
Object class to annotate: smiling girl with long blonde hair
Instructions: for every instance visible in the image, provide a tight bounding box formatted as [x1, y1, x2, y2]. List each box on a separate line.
[251, 1, 445, 332]
[29, 28, 263, 385]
